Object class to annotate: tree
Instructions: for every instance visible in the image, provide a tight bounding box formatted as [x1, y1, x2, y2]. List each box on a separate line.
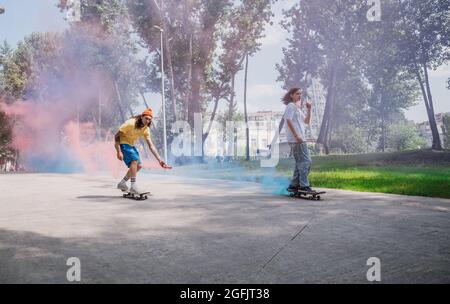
[58, 0, 155, 128]
[364, 73, 420, 152]
[208, 0, 273, 160]
[394, 0, 450, 150]
[1, 32, 64, 102]
[360, 1, 421, 152]
[0, 108, 14, 165]
[0, 40, 26, 102]
[277, 0, 371, 154]
[330, 124, 368, 154]
[126, 0, 273, 159]
[442, 113, 450, 149]
[386, 121, 427, 151]
[127, 0, 233, 126]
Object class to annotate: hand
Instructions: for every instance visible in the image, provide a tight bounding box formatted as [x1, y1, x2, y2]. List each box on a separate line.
[306, 101, 312, 111]
[296, 136, 304, 144]
[117, 152, 124, 161]
[159, 160, 172, 169]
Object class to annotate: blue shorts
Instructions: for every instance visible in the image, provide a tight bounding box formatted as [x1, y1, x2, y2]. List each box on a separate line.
[120, 144, 141, 168]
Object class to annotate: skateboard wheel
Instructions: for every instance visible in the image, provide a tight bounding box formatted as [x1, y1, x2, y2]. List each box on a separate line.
[316, 196, 320, 200]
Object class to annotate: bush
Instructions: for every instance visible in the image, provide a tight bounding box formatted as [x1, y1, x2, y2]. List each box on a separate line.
[386, 121, 427, 151]
[330, 125, 368, 154]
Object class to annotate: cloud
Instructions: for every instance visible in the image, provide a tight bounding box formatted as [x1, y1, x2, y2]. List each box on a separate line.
[259, 20, 287, 46]
[247, 83, 282, 100]
[245, 84, 287, 112]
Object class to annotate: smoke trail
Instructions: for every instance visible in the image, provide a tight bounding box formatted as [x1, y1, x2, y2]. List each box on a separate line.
[0, 23, 160, 175]
[162, 159, 291, 195]
[1, 101, 114, 174]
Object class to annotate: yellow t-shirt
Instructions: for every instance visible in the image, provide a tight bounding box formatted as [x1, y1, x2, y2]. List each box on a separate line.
[118, 118, 151, 146]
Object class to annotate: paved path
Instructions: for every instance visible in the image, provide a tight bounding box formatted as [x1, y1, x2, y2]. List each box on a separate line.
[0, 173, 449, 283]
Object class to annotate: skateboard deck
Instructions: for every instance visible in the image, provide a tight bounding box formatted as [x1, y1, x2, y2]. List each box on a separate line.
[122, 191, 151, 200]
[288, 189, 326, 200]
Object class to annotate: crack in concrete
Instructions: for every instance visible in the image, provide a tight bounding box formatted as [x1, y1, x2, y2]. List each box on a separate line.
[259, 214, 316, 271]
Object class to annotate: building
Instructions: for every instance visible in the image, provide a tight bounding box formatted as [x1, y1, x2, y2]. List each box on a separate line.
[417, 112, 449, 147]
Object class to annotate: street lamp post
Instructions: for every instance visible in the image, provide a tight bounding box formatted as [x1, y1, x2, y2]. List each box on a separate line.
[153, 25, 168, 162]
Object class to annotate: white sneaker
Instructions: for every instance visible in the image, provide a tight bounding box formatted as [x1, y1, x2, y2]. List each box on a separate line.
[117, 180, 129, 192]
[130, 184, 145, 194]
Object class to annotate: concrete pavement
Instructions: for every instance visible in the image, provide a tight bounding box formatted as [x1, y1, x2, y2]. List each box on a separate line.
[0, 173, 449, 283]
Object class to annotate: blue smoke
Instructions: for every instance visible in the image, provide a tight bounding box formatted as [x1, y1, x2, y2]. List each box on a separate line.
[157, 159, 291, 196]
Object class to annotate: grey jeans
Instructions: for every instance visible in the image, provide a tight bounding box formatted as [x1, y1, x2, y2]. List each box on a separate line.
[289, 143, 311, 188]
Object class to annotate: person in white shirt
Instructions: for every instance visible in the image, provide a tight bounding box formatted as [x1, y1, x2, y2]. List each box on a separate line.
[282, 88, 314, 192]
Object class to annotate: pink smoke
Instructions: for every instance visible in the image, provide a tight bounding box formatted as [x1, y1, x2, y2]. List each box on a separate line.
[1, 101, 160, 176]
[0, 19, 164, 175]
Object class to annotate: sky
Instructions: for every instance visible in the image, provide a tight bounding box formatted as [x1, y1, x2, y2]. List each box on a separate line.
[0, 0, 448, 123]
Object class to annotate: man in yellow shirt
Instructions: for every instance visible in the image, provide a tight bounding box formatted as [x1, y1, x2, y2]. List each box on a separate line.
[114, 108, 170, 194]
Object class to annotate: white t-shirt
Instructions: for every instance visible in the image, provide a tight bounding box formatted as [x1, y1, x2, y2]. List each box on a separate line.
[284, 102, 306, 143]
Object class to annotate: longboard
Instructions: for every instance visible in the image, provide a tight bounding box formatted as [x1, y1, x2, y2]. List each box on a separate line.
[288, 189, 326, 200]
[122, 191, 151, 200]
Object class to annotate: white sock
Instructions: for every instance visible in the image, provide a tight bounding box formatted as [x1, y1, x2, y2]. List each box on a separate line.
[131, 177, 136, 187]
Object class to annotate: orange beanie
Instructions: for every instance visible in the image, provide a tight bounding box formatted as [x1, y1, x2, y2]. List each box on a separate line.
[142, 108, 153, 117]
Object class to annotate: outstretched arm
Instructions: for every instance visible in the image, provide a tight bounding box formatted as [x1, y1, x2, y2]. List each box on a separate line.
[146, 138, 171, 168]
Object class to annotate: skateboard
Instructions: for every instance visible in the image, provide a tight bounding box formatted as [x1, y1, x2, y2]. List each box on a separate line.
[288, 189, 326, 200]
[122, 191, 151, 200]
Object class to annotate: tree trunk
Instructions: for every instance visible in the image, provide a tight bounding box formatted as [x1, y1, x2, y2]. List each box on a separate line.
[228, 74, 236, 121]
[139, 90, 150, 109]
[185, 34, 193, 121]
[155, 0, 177, 121]
[187, 63, 202, 160]
[380, 92, 385, 152]
[162, 32, 177, 121]
[188, 64, 202, 128]
[416, 65, 442, 150]
[201, 95, 221, 162]
[203, 96, 220, 144]
[316, 65, 337, 154]
[422, 63, 442, 150]
[243, 53, 250, 161]
[127, 105, 134, 117]
[114, 81, 126, 122]
[227, 55, 246, 126]
[98, 91, 102, 140]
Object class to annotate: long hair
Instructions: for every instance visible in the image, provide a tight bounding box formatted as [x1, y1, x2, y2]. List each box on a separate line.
[133, 114, 151, 129]
[282, 88, 301, 105]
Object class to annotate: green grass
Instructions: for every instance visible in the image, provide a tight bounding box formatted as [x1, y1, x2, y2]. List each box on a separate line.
[308, 166, 450, 198]
[164, 150, 450, 199]
[279, 151, 450, 198]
